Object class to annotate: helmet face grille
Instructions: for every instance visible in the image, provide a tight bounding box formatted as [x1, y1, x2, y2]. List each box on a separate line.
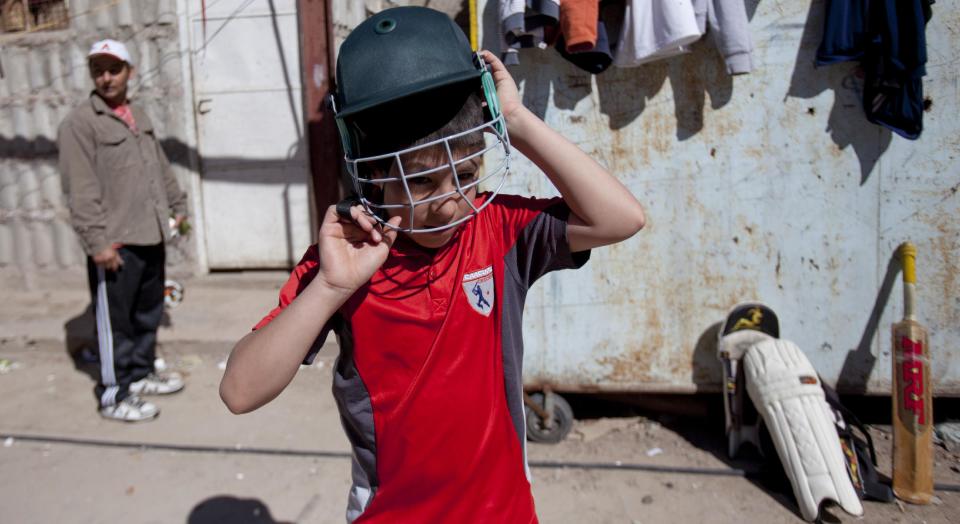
[345, 115, 511, 234]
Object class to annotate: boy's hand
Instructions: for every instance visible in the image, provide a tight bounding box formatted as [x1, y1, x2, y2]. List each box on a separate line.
[479, 50, 524, 123]
[315, 204, 402, 295]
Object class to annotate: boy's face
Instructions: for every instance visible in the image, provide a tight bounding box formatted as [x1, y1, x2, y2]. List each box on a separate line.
[89, 55, 132, 105]
[381, 146, 481, 249]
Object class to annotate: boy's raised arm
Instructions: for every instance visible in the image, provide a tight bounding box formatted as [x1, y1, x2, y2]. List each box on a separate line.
[480, 51, 646, 253]
[219, 206, 401, 414]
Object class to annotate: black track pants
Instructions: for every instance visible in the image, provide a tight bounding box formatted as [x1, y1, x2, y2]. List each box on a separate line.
[86, 244, 165, 407]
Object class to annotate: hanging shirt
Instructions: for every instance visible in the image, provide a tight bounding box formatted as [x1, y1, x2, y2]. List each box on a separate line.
[613, 0, 702, 67]
[862, 0, 934, 140]
[691, 0, 754, 74]
[815, 0, 869, 65]
[558, 19, 615, 74]
[560, 0, 600, 53]
[501, 0, 561, 66]
[815, 0, 935, 139]
[254, 193, 590, 523]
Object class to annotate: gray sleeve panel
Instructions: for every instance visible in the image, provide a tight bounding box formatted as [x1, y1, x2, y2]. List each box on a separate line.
[501, 202, 591, 448]
[506, 202, 591, 287]
[329, 316, 378, 522]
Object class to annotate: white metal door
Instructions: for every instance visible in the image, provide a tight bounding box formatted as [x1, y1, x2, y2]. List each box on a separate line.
[190, 0, 312, 268]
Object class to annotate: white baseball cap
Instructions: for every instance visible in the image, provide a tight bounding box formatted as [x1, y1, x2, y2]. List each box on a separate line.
[87, 39, 133, 65]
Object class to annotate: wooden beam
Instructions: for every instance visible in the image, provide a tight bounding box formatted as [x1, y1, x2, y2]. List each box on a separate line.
[298, 0, 341, 238]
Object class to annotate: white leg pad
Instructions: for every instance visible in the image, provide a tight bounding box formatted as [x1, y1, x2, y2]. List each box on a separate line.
[744, 338, 864, 521]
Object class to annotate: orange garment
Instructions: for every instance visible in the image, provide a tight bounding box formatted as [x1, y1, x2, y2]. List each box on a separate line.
[560, 0, 599, 52]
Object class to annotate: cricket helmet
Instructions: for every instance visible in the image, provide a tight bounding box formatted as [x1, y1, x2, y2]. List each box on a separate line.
[332, 6, 510, 234]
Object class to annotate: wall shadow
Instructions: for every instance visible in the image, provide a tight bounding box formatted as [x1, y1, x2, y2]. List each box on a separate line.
[786, 0, 892, 184]
[0, 134, 308, 270]
[187, 495, 291, 524]
[837, 250, 900, 394]
[691, 321, 723, 391]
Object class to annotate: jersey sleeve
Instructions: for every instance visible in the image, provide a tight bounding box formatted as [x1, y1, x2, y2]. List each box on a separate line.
[492, 194, 591, 287]
[253, 244, 335, 364]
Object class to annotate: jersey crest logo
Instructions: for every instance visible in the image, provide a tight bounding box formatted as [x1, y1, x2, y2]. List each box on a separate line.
[462, 266, 494, 317]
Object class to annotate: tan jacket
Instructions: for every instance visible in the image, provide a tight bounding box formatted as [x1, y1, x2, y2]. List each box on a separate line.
[58, 94, 187, 256]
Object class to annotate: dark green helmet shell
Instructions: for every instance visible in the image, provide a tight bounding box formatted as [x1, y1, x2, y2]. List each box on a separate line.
[334, 6, 480, 119]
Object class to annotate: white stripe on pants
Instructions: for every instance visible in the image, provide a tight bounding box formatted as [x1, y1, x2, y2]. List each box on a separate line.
[96, 267, 120, 407]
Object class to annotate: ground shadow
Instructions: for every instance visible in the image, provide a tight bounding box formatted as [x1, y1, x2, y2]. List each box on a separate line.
[569, 392, 806, 516]
[837, 250, 900, 393]
[63, 305, 98, 382]
[187, 495, 291, 524]
[786, 0, 892, 184]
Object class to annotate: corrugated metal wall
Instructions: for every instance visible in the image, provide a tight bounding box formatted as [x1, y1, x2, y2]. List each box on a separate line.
[0, 0, 194, 283]
[473, 0, 958, 395]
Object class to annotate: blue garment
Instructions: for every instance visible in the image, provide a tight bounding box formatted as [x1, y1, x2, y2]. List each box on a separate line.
[862, 0, 934, 140]
[815, 0, 934, 140]
[815, 0, 868, 65]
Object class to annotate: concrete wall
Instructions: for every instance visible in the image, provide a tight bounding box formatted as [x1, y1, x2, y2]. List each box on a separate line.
[477, 0, 958, 394]
[0, 0, 199, 286]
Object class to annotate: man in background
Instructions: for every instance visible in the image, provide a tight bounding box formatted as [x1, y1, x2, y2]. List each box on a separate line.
[58, 38, 187, 422]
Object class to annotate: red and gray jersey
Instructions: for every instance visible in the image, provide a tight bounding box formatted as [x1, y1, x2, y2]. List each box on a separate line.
[255, 194, 590, 523]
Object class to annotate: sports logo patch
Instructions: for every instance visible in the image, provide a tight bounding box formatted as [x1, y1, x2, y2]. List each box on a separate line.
[462, 266, 494, 316]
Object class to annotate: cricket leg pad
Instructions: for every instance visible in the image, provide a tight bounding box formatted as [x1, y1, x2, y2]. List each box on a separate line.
[744, 338, 864, 521]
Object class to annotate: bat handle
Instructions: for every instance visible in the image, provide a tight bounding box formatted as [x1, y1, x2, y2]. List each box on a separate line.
[899, 242, 917, 320]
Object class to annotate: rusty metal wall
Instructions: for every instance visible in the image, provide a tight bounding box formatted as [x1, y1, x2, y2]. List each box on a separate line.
[475, 1, 958, 395]
[0, 0, 196, 283]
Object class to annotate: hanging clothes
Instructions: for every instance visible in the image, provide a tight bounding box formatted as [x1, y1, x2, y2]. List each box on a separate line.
[815, 0, 869, 65]
[691, 0, 754, 74]
[862, 0, 934, 140]
[554, 0, 615, 74]
[560, 0, 600, 52]
[501, 0, 561, 66]
[816, 0, 935, 139]
[613, 0, 702, 67]
[557, 19, 615, 74]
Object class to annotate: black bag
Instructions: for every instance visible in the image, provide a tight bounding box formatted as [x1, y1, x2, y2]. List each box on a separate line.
[822, 383, 895, 502]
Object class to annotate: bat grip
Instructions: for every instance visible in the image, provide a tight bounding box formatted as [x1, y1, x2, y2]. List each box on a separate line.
[899, 242, 917, 319]
[900, 243, 917, 284]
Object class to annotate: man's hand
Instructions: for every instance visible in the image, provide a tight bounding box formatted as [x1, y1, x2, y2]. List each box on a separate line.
[93, 245, 123, 271]
[314, 204, 402, 296]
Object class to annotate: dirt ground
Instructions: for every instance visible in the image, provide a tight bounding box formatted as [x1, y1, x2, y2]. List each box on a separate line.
[1, 336, 958, 524]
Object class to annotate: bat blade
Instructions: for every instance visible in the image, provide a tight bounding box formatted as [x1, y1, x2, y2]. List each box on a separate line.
[891, 319, 933, 504]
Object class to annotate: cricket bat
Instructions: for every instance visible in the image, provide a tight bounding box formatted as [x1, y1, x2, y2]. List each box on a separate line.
[891, 242, 934, 504]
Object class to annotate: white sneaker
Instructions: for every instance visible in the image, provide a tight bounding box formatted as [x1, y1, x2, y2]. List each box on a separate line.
[129, 372, 185, 395]
[100, 395, 159, 422]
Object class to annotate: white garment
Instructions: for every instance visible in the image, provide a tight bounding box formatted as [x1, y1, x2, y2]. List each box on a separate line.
[691, 0, 754, 74]
[613, 0, 703, 67]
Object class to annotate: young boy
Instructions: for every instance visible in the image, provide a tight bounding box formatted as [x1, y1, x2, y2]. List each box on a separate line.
[220, 7, 645, 523]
